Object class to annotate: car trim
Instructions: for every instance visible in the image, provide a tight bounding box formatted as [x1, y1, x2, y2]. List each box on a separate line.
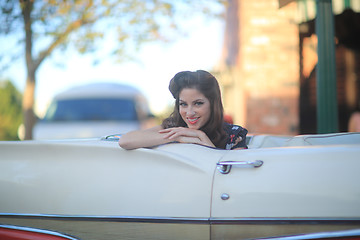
[256, 228, 360, 239]
[0, 213, 209, 224]
[209, 217, 360, 225]
[0, 224, 79, 240]
[1, 213, 360, 225]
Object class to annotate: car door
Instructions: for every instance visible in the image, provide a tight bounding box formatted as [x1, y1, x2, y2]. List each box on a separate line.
[210, 145, 360, 240]
[0, 141, 224, 240]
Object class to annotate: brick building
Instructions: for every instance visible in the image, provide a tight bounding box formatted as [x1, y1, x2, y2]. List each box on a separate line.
[216, 0, 360, 135]
[215, 0, 299, 135]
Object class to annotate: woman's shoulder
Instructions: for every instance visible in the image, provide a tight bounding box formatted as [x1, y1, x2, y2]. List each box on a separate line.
[223, 123, 248, 150]
[224, 122, 248, 135]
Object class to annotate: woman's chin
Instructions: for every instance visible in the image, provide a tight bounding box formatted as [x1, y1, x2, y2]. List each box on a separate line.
[186, 123, 201, 130]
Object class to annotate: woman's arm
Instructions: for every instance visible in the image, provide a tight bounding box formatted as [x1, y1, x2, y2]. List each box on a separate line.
[159, 127, 215, 148]
[118, 125, 173, 150]
[119, 126, 216, 150]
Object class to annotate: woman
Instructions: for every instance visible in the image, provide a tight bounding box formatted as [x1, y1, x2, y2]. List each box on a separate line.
[118, 70, 248, 150]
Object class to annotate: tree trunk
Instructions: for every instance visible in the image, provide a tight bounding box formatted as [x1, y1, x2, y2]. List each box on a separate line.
[22, 73, 36, 140]
[21, 0, 37, 140]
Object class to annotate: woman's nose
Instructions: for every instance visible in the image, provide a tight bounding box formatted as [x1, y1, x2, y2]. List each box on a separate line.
[187, 107, 196, 116]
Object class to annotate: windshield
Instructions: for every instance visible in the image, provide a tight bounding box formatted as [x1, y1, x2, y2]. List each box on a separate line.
[43, 98, 138, 121]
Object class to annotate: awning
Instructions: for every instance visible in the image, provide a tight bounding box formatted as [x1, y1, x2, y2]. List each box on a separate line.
[279, 0, 360, 23]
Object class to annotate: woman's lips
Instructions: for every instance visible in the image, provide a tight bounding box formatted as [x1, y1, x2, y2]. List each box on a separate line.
[187, 117, 199, 125]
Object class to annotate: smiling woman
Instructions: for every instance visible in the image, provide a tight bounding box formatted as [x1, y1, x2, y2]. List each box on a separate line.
[178, 88, 211, 129]
[118, 70, 248, 150]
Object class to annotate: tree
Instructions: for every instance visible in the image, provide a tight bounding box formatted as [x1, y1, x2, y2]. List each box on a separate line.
[0, 80, 23, 140]
[0, 0, 224, 140]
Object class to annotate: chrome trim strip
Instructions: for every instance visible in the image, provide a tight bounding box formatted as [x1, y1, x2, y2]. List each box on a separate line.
[101, 134, 121, 141]
[1, 213, 360, 225]
[257, 228, 360, 240]
[217, 160, 264, 174]
[0, 224, 79, 240]
[0, 213, 209, 224]
[210, 217, 360, 225]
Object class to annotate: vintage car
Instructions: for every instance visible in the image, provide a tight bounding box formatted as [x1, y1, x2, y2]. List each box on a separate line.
[0, 132, 360, 239]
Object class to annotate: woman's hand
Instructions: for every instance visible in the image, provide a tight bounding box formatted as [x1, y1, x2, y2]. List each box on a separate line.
[159, 127, 215, 148]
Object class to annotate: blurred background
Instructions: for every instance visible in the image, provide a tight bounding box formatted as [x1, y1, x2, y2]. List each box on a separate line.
[1, 0, 360, 140]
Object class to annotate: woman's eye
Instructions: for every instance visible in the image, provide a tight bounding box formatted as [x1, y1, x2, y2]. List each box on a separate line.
[195, 102, 204, 106]
[179, 102, 187, 107]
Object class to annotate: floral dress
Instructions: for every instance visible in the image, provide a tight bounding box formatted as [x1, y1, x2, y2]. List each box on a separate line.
[224, 123, 248, 150]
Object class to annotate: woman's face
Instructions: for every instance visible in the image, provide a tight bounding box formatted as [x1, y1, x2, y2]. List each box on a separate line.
[179, 88, 211, 129]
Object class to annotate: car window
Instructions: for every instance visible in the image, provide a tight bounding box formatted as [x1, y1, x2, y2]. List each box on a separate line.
[43, 98, 138, 121]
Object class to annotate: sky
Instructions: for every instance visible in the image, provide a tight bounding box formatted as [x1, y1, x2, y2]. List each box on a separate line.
[2, 12, 224, 117]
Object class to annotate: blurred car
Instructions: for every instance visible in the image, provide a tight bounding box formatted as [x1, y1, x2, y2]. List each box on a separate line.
[32, 82, 153, 140]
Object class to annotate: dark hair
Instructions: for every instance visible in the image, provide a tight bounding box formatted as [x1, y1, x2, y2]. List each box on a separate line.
[162, 70, 227, 148]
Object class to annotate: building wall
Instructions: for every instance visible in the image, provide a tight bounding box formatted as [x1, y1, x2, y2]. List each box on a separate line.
[216, 0, 300, 135]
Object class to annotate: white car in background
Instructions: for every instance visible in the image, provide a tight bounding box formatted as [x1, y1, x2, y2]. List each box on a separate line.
[32, 82, 152, 140]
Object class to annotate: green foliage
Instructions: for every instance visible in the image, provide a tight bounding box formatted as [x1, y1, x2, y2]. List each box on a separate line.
[0, 80, 23, 140]
[0, 0, 225, 63]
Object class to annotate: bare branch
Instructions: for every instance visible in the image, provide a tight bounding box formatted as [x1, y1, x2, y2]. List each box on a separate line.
[34, 17, 94, 69]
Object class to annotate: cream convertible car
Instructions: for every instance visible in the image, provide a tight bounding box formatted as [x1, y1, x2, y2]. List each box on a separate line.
[0, 133, 360, 240]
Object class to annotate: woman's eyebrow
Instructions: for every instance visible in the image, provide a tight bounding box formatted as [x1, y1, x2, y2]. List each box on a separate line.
[179, 98, 205, 103]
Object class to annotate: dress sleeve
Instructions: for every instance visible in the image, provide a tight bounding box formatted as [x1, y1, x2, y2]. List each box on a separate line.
[225, 124, 248, 150]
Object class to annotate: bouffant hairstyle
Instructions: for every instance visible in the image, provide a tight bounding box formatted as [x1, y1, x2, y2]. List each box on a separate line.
[162, 70, 227, 148]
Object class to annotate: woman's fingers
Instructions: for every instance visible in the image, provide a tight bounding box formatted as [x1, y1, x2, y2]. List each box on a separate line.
[176, 136, 200, 144]
[164, 131, 178, 139]
[159, 127, 198, 140]
[158, 128, 171, 133]
[159, 128, 179, 139]
[159, 127, 214, 147]
[166, 130, 186, 140]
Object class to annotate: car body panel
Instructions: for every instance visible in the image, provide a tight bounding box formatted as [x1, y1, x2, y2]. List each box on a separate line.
[0, 141, 224, 218]
[1, 133, 360, 239]
[0, 224, 79, 240]
[212, 145, 360, 218]
[0, 219, 210, 240]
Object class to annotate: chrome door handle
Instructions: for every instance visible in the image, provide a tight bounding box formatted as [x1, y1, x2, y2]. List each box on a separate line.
[217, 160, 263, 174]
